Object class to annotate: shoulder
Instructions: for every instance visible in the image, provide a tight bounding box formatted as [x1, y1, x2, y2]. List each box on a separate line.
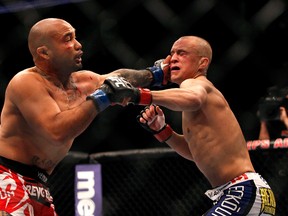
[6, 68, 45, 103]
[181, 77, 221, 101]
[181, 77, 213, 89]
[72, 70, 98, 76]
[71, 70, 104, 83]
[8, 68, 41, 88]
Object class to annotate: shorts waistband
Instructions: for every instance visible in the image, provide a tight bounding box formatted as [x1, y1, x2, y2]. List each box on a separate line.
[0, 156, 50, 185]
[229, 172, 260, 185]
[205, 172, 260, 201]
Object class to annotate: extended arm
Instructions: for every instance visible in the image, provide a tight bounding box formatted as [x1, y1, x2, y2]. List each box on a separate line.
[88, 76, 207, 114]
[105, 55, 171, 88]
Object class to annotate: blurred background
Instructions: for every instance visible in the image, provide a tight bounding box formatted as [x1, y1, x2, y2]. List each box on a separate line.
[1, 0, 288, 154]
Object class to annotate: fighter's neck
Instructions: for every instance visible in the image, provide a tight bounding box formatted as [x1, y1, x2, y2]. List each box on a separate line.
[34, 66, 71, 88]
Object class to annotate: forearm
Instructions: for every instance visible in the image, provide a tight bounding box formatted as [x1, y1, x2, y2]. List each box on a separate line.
[136, 104, 193, 161]
[111, 59, 169, 88]
[49, 101, 98, 143]
[111, 69, 153, 87]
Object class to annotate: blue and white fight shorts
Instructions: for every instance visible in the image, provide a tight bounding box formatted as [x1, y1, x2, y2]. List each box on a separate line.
[203, 172, 276, 215]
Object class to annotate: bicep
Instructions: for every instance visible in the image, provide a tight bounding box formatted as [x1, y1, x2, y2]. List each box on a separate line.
[9, 78, 60, 131]
[181, 80, 208, 106]
[152, 84, 207, 111]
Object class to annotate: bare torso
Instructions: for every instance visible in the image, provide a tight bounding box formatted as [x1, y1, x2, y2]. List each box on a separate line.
[182, 79, 255, 187]
[0, 67, 104, 174]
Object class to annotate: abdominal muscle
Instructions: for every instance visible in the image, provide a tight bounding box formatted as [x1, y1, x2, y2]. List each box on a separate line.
[0, 131, 72, 175]
[189, 134, 255, 187]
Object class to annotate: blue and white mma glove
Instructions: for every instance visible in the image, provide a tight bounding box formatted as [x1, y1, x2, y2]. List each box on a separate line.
[87, 76, 153, 112]
[87, 76, 132, 112]
[147, 59, 170, 87]
[137, 104, 173, 143]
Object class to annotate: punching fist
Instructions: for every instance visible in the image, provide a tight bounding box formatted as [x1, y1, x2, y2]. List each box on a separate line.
[87, 76, 153, 112]
[137, 104, 173, 142]
[102, 76, 152, 105]
[102, 76, 136, 103]
[147, 55, 171, 87]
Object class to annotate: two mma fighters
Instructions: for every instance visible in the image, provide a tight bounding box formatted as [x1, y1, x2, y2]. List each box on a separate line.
[0, 17, 275, 215]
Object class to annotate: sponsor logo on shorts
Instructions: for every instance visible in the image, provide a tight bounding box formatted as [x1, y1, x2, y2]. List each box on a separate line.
[213, 185, 245, 215]
[26, 184, 52, 202]
[260, 188, 276, 215]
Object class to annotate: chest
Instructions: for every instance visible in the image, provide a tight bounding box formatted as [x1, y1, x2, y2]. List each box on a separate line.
[48, 81, 97, 110]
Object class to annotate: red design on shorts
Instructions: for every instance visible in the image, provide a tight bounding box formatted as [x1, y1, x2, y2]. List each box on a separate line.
[230, 173, 248, 184]
[0, 165, 57, 216]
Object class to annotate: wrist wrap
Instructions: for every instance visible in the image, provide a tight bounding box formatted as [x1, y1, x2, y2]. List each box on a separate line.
[146, 66, 163, 87]
[138, 88, 152, 105]
[86, 89, 110, 112]
[154, 124, 173, 143]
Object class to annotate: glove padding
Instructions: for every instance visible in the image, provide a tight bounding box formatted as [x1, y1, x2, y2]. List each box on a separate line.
[87, 76, 152, 111]
[103, 76, 152, 105]
[137, 104, 173, 142]
[147, 55, 171, 87]
[102, 76, 137, 103]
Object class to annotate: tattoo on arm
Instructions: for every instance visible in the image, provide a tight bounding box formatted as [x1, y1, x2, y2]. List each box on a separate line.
[117, 69, 153, 87]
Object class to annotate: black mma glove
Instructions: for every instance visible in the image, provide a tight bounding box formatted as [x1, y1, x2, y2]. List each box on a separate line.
[102, 76, 152, 105]
[137, 104, 173, 142]
[147, 57, 170, 87]
[87, 77, 152, 111]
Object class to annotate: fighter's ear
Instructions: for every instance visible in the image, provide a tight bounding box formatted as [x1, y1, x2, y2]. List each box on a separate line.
[199, 57, 209, 69]
[36, 46, 49, 59]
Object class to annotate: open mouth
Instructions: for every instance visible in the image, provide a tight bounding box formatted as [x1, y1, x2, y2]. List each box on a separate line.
[75, 52, 83, 63]
[171, 66, 180, 71]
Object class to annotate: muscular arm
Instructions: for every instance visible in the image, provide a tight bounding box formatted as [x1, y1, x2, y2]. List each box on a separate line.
[102, 55, 171, 87]
[148, 79, 208, 161]
[7, 73, 98, 145]
[151, 79, 208, 111]
[115, 69, 154, 87]
[104, 68, 154, 87]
